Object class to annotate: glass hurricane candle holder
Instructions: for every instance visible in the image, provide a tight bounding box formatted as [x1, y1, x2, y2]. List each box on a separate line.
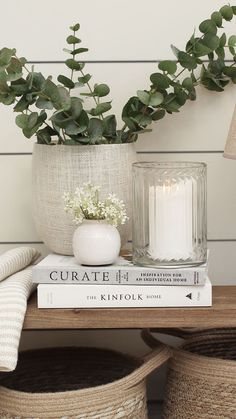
[132, 162, 207, 268]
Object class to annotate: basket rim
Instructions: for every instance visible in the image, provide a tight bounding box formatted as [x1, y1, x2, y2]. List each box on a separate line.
[171, 345, 236, 383]
[0, 346, 142, 394]
[0, 344, 170, 398]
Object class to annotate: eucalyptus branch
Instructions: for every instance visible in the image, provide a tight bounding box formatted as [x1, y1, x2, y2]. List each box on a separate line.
[79, 68, 105, 121]
[121, 5, 236, 141]
[68, 30, 76, 93]
[0, 5, 236, 145]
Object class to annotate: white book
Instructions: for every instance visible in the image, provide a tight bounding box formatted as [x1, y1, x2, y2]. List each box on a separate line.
[37, 278, 212, 308]
[33, 253, 209, 286]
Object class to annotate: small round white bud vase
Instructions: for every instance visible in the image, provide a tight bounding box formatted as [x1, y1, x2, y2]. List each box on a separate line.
[72, 220, 121, 266]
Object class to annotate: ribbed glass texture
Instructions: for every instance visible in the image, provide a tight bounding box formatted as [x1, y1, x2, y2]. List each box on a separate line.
[132, 162, 207, 267]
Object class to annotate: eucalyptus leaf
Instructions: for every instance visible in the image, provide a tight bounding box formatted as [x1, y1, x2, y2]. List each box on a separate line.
[25, 72, 45, 92]
[201, 77, 225, 92]
[36, 126, 56, 144]
[151, 109, 165, 121]
[90, 102, 111, 116]
[71, 48, 89, 56]
[215, 46, 225, 59]
[78, 74, 91, 84]
[199, 19, 217, 34]
[171, 44, 180, 58]
[182, 77, 194, 90]
[70, 23, 80, 31]
[6, 57, 23, 81]
[194, 42, 212, 57]
[219, 33, 227, 47]
[149, 92, 164, 107]
[80, 92, 96, 97]
[15, 113, 29, 129]
[63, 48, 72, 54]
[208, 58, 225, 74]
[6, 72, 22, 82]
[202, 34, 220, 51]
[122, 96, 143, 118]
[57, 75, 75, 89]
[0, 48, 16, 70]
[211, 11, 223, 27]
[158, 60, 177, 74]
[0, 80, 9, 94]
[11, 78, 28, 96]
[132, 114, 152, 126]
[163, 93, 182, 112]
[229, 35, 236, 47]
[137, 90, 150, 106]
[19, 57, 27, 66]
[88, 118, 103, 137]
[65, 59, 84, 71]
[178, 51, 197, 70]
[51, 111, 72, 128]
[0, 92, 15, 105]
[36, 98, 54, 110]
[65, 121, 86, 135]
[220, 5, 233, 21]
[223, 66, 236, 79]
[0, 72, 7, 82]
[66, 35, 81, 45]
[150, 73, 170, 89]
[94, 83, 110, 97]
[69, 97, 83, 118]
[176, 90, 188, 105]
[122, 117, 138, 131]
[59, 89, 72, 110]
[77, 110, 89, 128]
[13, 96, 29, 112]
[103, 114, 117, 136]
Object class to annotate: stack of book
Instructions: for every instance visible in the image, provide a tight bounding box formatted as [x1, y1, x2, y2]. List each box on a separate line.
[33, 254, 212, 308]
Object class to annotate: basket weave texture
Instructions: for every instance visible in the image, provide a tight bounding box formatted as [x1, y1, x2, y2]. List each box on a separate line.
[32, 143, 137, 255]
[162, 329, 236, 419]
[0, 344, 170, 418]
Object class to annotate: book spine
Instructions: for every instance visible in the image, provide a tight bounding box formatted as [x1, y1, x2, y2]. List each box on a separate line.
[33, 267, 206, 286]
[37, 282, 212, 308]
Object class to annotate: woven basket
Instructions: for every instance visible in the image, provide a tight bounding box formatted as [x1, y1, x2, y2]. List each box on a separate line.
[0, 344, 171, 418]
[142, 328, 236, 419]
[32, 143, 137, 255]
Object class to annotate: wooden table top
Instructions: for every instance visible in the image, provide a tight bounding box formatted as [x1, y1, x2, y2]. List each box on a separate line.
[23, 286, 236, 330]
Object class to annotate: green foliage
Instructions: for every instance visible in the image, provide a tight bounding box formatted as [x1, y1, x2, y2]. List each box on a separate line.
[1, 6, 236, 145]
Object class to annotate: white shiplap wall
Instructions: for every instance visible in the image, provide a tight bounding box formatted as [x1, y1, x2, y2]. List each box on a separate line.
[1, 0, 236, 402]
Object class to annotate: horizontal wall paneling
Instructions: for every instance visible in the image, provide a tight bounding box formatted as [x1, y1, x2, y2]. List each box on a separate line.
[0, 0, 235, 61]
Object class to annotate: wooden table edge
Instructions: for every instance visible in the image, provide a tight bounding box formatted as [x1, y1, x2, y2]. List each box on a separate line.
[23, 286, 236, 330]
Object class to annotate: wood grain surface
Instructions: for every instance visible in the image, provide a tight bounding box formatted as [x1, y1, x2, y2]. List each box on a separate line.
[23, 286, 236, 330]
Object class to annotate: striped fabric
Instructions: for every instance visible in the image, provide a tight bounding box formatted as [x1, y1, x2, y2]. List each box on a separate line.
[0, 247, 40, 372]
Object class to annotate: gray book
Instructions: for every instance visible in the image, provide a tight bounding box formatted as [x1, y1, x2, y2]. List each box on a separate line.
[33, 253, 209, 286]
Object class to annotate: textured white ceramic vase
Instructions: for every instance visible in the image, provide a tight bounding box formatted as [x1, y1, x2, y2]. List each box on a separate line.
[73, 220, 121, 265]
[32, 143, 137, 255]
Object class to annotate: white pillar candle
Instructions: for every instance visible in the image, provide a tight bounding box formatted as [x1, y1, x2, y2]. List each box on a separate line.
[149, 179, 193, 261]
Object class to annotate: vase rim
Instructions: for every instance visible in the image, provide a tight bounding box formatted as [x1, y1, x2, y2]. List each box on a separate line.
[133, 161, 207, 169]
[81, 219, 108, 224]
[33, 142, 134, 149]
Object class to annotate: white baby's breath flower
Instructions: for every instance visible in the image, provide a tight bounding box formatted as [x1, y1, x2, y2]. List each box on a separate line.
[62, 182, 128, 226]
